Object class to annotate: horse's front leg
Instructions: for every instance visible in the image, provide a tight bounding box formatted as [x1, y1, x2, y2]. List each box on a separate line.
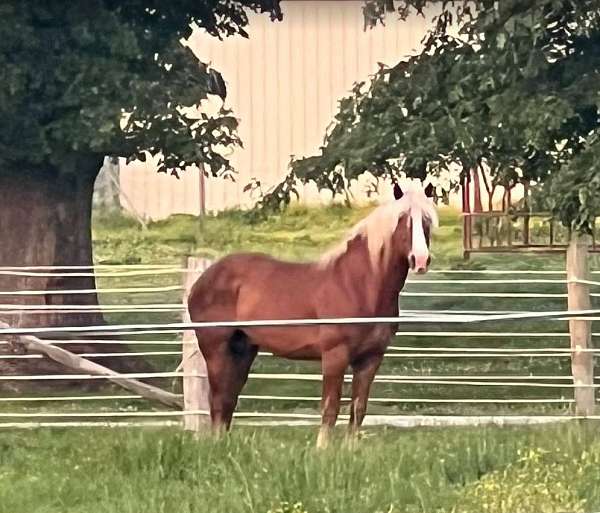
[316, 346, 349, 449]
[347, 352, 383, 441]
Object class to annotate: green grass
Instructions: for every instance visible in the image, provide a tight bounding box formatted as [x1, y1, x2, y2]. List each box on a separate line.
[92, 204, 375, 264]
[2, 205, 600, 513]
[1, 423, 600, 513]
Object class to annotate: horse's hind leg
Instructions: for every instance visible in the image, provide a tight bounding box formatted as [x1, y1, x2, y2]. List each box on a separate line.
[202, 329, 257, 435]
[221, 330, 258, 429]
[348, 352, 383, 440]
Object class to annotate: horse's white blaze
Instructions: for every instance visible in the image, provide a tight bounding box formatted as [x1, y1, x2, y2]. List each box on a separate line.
[410, 208, 429, 271]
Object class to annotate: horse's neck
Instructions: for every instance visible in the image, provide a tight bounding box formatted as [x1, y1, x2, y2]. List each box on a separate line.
[372, 252, 409, 314]
[329, 235, 408, 314]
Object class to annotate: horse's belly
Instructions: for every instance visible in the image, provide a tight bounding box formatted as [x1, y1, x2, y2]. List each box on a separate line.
[244, 326, 322, 359]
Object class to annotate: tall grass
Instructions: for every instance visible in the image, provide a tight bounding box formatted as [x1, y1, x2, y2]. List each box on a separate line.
[2, 206, 599, 512]
[1, 423, 600, 513]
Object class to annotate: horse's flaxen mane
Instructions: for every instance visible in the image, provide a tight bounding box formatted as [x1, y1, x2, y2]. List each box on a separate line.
[318, 188, 438, 269]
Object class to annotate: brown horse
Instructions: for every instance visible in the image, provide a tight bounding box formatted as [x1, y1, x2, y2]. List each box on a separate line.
[188, 183, 437, 447]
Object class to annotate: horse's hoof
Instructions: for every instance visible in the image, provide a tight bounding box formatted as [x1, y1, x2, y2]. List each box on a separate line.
[316, 429, 330, 449]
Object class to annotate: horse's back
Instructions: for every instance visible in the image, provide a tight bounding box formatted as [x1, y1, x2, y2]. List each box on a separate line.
[187, 252, 316, 321]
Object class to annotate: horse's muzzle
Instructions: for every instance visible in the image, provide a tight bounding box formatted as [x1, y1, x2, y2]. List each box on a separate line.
[409, 254, 431, 274]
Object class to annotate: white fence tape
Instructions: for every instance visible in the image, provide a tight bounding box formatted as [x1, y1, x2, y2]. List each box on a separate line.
[0, 269, 184, 278]
[0, 370, 585, 387]
[0, 394, 575, 404]
[0, 351, 181, 360]
[0, 415, 596, 430]
[0, 285, 183, 296]
[0, 339, 186, 346]
[0, 395, 152, 402]
[402, 292, 568, 298]
[0, 303, 184, 311]
[0, 372, 190, 381]
[1, 308, 599, 336]
[0, 265, 181, 270]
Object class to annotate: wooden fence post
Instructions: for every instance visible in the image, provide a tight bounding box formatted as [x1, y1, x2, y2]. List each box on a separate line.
[181, 256, 211, 431]
[567, 233, 595, 416]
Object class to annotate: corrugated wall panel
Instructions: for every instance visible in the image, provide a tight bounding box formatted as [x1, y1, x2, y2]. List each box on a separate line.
[119, 1, 438, 219]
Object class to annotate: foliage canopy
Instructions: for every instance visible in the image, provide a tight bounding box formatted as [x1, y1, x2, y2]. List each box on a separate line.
[266, 1, 600, 233]
[0, 1, 282, 177]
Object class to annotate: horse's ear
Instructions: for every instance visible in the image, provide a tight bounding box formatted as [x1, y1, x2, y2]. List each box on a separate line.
[424, 183, 434, 198]
[393, 183, 403, 200]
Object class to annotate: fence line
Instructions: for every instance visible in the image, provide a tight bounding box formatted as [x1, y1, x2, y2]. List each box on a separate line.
[0, 333, 588, 344]
[0, 395, 157, 402]
[402, 292, 569, 298]
[2, 407, 596, 429]
[0, 415, 590, 432]
[242, 373, 580, 381]
[2, 323, 577, 338]
[0, 266, 576, 274]
[3, 277, 599, 297]
[0, 395, 577, 404]
[0, 285, 183, 296]
[0, 372, 190, 381]
[0, 265, 181, 271]
[0, 307, 568, 315]
[0, 349, 591, 359]
[0, 340, 186, 346]
[2, 262, 599, 429]
[237, 395, 576, 404]
[0, 410, 207, 418]
[0, 269, 184, 278]
[0, 421, 183, 428]
[394, 331, 574, 337]
[0, 416, 582, 429]
[1, 372, 591, 389]
[0, 303, 183, 310]
[0, 351, 182, 359]
[409, 278, 600, 285]
[1, 265, 600, 276]
[2, 308, 600, 336]
[0, 350, 584, 359]
[0, 408, 585, 421]
[0, 304, 184, 314]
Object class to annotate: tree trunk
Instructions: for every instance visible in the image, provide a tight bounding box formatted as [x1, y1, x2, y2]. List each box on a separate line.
[0, 157, 139, 387]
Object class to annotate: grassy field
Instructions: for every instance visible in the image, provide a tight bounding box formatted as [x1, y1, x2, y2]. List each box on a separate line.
[88, 205, 600, 417]
[2, 203, 598, 418]
[1, 423, 600, 513]
[2, 205, 600, 513]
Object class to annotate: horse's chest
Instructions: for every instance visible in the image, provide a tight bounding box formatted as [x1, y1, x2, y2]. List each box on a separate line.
[350, 324, 394, 355]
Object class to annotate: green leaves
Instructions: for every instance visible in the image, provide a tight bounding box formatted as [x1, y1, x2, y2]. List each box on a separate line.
[549, 132, 600, 233]
[0, 1, 282, 179]
[265, 0, 600, 233]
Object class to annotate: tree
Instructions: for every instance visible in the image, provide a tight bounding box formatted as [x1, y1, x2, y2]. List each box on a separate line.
[0, 1, 281, 376]
[268, 1, 600, 235]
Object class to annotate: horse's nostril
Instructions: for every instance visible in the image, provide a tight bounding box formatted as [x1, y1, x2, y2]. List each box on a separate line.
[409, 254, 416, 269]
[426, 255, 431, 266]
